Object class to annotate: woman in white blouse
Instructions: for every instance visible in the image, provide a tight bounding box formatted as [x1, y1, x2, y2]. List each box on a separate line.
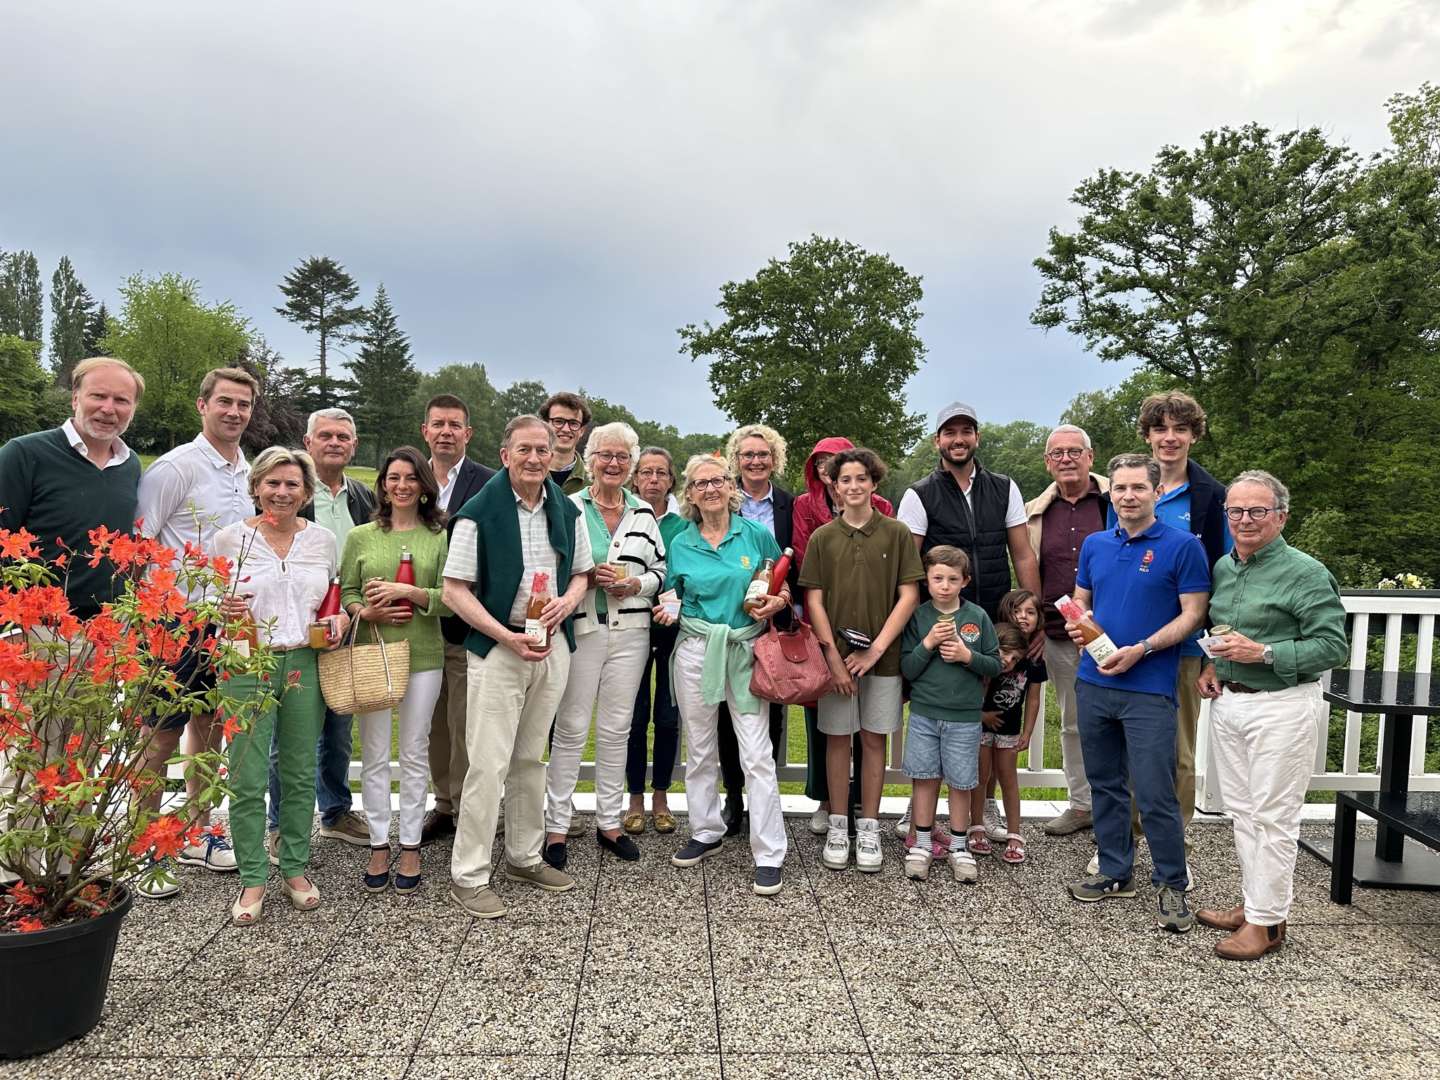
[543, 423, 665, 868]
[212, 447, 349, 927]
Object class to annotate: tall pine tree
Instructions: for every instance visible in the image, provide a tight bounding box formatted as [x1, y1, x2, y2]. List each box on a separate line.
[0, 251, 44, 353]
[275, 256, 366, 407]
[346, 283, 418, 467]
[49, 256, 96, 384]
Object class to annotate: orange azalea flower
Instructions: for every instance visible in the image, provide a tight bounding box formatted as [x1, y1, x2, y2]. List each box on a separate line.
[0, 526, 40, 561]
[128, 815, 186, 860]
[221, 714, 243, 741]
[9, 882, 43, 908]
[14, 917, 44, 933]
[53, 553, 68, 569]
[210, 554, 233, 583]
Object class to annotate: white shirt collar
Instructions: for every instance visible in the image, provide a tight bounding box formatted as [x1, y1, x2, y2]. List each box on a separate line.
[62, 418, 131, 468]
[193, 431, 248, 472]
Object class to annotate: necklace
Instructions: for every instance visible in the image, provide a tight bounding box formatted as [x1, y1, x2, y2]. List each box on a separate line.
[590, 488, 624, 512]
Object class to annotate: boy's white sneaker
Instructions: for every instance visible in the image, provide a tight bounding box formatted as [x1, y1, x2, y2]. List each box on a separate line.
[903, 846, 933, 881]
[892, 805, 912, 839]
[821, 815, 851, 871]
[808, 806, 831, 835]
[949, 848, 979, 884]
[855, 818, 883, 873]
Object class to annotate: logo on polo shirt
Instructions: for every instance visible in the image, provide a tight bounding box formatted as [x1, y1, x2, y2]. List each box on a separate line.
[740, 555, 752, 569]
[959, 622, 981, 643]
[1139, 548, 1155, 573]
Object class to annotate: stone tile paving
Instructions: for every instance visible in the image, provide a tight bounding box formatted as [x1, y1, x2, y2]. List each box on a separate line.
[4, 818, 1440, 1079]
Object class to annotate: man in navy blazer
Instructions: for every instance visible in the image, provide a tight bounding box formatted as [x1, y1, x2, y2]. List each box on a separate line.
[419, 394, 497, 842]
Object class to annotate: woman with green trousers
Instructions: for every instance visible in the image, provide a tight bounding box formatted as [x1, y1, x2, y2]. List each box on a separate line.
[213, 447, 348, 927]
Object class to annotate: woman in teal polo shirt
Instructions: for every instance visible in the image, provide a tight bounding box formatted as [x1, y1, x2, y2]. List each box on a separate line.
[656, 455, 790, 895]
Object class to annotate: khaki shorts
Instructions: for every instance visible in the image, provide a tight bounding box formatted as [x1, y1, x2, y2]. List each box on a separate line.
[817, 674, 903, 736]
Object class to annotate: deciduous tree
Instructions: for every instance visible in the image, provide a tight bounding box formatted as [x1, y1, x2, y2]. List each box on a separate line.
[49, 256, 95, 385]
[0, 335, 47, 442]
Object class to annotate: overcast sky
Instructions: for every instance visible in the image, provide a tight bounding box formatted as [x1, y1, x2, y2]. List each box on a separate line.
[4, 0, 1436, 436]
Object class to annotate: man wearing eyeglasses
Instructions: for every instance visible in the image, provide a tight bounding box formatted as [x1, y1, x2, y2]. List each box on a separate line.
[540, 392, 591, 495]
[1195, 471, 1347, 960]
[1026, 425, 1110, 838]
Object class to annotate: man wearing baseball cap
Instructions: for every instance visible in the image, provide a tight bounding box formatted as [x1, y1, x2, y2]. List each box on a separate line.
[896, 402, 1040, 619]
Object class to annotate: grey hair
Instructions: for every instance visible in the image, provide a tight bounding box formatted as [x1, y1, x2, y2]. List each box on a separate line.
[677, 454, 742, 522]
[306, 407, 356, 438]
[583, 421, 640, 482]
[248, 446, 318, 505]
[1108, 453, 1161, 488]
[1228, 470, 1290, 513]
[1047, 424, 1092, 451]
[502, 414, 556, 451]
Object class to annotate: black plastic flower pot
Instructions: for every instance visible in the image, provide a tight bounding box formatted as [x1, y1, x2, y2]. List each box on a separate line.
[0, 882, 133, 1059]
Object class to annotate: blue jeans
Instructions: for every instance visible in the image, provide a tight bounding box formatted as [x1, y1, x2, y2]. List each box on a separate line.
[268, 706, 353, 831]
[627, 623, 680, 794]
[1076, 680, 1186, 890]
[901, 712, 980, 790]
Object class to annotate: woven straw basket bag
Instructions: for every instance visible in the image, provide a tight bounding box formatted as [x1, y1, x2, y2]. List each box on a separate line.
[317, 620, 410, 714]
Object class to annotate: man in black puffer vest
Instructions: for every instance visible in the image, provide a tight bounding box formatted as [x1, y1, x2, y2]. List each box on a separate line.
[896, 402, 1041, 620]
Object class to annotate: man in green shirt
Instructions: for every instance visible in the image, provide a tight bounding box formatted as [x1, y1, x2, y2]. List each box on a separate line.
[1196, 469, 1348, 961]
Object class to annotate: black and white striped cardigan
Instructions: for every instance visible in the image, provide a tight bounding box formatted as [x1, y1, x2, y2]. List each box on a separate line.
[569, 494, 666, 636]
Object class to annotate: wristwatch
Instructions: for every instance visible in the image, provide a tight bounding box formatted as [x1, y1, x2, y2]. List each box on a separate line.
[1262, 644, 1274, 665]
[1141, 638, 1155, 657]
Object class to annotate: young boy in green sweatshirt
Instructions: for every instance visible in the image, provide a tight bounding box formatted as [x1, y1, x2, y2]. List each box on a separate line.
[899, 545, 1001, 882]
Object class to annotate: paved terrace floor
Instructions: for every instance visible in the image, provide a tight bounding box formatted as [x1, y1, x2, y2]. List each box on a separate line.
[5, 817, 1440, 1080]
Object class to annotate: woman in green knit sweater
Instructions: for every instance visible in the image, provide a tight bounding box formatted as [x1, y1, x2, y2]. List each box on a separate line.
[339, 446, 450, 893]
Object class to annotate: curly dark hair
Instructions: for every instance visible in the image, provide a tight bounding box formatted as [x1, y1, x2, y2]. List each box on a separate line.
[828, 446, 887, 486]
[373, 446, 446, 532]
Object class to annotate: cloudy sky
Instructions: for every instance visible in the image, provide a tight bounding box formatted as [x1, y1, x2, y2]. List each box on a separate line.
[4, 0, 1436, 435]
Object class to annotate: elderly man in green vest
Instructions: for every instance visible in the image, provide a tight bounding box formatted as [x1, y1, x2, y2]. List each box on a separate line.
[441, 415, 594, 920]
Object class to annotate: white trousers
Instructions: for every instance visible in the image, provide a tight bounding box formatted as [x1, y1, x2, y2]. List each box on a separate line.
[358, 668, 443, 847]
[546, 623, 650, 832]
[1045, 636, 1090, 811]
[1210, 681, 1324, 925]
[452, 644, 571, 888]
[672, 636, 787, 868]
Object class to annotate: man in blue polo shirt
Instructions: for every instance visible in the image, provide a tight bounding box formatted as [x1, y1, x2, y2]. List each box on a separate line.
[1064, 453, 1209, 932]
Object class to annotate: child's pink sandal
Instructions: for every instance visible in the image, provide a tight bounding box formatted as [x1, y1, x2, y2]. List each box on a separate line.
[1002, 833, 1026, 864]
[966, 825, 991, 857]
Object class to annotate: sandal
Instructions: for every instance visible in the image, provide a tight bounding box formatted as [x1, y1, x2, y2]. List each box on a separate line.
[231, 888, 265, 927]
[622, 810, 646, 835]
[394, 845, 422, 895]
[363, 845, 391, 893]
[966, 825, 992, 857]
[282, 876, 322, 911]
[1002, 833, 1026, 865]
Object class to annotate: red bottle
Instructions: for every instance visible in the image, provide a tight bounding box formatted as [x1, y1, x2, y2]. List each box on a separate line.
[317, 576, 342, 620]
[394, 549, 416, 614]
[769, 547, 793, 594]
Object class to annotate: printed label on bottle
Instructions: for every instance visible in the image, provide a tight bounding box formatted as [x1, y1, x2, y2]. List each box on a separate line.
[1084, 633, 1118, 665]
[744, 577, 768, 605]
[232, 637, 251, 658]
[525, 618, 548, 647]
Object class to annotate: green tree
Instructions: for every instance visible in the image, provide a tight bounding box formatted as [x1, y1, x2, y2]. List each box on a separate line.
[1059, 369, 1173, 468]
[49, 256, 95, 385]
[409, 362, 505, 467]
[497, 379, 549, 421]
[83, 302, 109, 357]
[679, 234, 926, 478]
[0, 335, 47, 442]
[346, 284, 419, 467]
[275, 256, 365, 408]
[1033, 95, 1440, 581]
[101, 273, 252, 451]
[0, 251, 44, 351]
[238, 337, 308, 454]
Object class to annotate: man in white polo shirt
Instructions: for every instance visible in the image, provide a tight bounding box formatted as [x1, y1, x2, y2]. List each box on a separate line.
[133, 366, 257, 897]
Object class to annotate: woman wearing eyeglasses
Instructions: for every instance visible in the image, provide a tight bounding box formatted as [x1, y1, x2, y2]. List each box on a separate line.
[624, 447, 688, 835]
[544, 422, 666, 868]
[656, 454, 790, 894]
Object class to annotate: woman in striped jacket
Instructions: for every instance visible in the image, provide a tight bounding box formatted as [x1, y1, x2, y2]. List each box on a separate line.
[543, 421, 666, 866]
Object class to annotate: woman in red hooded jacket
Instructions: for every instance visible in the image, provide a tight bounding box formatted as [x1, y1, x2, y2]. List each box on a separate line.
[791, 437, 894, 833]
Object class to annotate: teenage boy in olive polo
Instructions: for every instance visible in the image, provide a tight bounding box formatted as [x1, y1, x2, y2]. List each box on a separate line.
[800, 448, 923, 873]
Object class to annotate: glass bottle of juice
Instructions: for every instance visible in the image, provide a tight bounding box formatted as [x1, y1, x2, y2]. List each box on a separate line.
[743, 557, 776, 613]
[525, 571, 551, 647]
[1054, 594, 1119, 665]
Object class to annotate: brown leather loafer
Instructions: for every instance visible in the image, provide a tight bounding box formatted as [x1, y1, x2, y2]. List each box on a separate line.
[420, 810, 456, 847]
[1215, 920, 1286, 961]
[1197, 903, 1245, 932]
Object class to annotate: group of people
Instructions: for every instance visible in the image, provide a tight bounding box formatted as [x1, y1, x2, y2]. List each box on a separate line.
[0, 360, 1350, 960]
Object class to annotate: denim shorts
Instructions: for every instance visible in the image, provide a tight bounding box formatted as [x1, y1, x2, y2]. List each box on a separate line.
[901, 711, 980, 790]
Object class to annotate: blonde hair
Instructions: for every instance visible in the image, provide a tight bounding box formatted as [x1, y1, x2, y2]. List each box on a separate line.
[248, 446, 317, 505]
[677, 454, 741, 522]
[583, 421, 640, 482]
[72, 356, 145, 400]
[725, 423, 787, 479]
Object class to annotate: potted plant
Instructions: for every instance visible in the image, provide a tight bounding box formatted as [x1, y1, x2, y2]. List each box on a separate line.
[0, 521, 276, 1059]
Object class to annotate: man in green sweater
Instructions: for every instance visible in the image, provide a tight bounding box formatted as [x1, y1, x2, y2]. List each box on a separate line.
[0, 356, 144, 616]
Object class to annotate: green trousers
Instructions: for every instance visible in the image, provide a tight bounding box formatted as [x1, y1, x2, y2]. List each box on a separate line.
[228, 649, 323, 886]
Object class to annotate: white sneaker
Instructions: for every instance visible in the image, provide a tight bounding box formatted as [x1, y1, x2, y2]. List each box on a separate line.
[178, 832, 237, 872]
[135, 858, 180, 899]
[1086, 850, 1100, 876]
[892, 805, 911, 839]
[821, 816, 850, 871]
[984, 801, 1007, 843]
[855, 818, 883, 873]
[948, 848, 978, 883]
[904, 846, 933, 881]
[809, 806, 831, 835]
